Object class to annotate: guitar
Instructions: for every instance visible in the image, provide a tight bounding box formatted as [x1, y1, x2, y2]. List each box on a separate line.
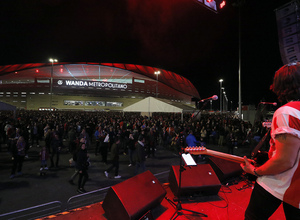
[184, 146, 256, 164]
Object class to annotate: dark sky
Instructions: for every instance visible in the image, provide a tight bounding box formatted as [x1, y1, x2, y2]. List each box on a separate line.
[0, 0, 290, 109]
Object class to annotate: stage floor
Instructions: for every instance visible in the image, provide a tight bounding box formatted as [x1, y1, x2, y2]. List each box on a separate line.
[40, 180, 285, 220]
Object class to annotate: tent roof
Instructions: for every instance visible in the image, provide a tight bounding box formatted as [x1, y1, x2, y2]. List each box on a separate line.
[0, 102, 16, 111]
[123, 97, 183, 113]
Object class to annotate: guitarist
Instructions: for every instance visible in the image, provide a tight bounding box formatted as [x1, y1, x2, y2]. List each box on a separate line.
[241, 63, 300, 220]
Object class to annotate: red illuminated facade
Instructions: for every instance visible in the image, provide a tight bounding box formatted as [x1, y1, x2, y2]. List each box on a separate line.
[0, 62, 200, 110]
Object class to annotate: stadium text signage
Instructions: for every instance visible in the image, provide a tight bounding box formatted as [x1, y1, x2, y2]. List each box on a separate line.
[57, 79, 128, 89]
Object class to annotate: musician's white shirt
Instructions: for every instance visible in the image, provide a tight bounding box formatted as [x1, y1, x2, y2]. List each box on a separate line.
[257, 102, 300, 209]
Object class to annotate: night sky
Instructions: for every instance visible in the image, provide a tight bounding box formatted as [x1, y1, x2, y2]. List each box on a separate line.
[0, 0, 291, 109]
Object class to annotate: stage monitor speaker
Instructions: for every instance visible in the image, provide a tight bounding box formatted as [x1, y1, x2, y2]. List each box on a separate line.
[102, 170, 166, 220]
[208, 156, 243, 183]
[168, 164, 221, 197]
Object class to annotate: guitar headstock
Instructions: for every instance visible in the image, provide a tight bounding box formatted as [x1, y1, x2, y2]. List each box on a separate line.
[184, 146, 207, 155]
[262, 121, 271, 128]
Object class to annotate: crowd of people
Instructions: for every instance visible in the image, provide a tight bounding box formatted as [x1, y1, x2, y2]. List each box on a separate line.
[0, 110, 267, 192]
[2, 65, 300, 219]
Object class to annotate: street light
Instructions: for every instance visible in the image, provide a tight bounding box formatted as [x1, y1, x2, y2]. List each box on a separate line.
[49, 58, 58, 109]
[154, 70, 160, 98]
[219, 79, 223, 112]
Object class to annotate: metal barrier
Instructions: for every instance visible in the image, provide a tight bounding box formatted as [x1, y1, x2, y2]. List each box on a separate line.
[0, 201, 62, 220]
[66, 186, 111, 211]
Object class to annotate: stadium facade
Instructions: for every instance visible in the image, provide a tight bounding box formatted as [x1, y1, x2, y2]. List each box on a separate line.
[0, 62, 200, 111]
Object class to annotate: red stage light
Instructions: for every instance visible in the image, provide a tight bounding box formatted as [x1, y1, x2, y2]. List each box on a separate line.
[35, 69, 39, 73]
[60, 68, 63, 73]
[219, 0, 226, 9]
[206, 0, 213, 2]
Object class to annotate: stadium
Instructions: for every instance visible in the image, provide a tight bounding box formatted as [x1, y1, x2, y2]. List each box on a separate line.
[0, 62, 200, 112]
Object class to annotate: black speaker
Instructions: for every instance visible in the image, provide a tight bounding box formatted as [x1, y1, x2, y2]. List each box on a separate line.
[168, 164, 221, 197]
[276, 1, 300, 64]
[102, 171, 166, 220]
[208, 156, 243, 183]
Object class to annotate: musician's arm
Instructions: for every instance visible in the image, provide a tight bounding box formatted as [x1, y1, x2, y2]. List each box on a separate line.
[241, 133, 300, 176]
[255, 134, 300, 175]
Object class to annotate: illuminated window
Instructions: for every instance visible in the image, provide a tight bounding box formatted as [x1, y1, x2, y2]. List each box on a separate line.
[37, 79, 50, 83]
[106, 102, 123, 107]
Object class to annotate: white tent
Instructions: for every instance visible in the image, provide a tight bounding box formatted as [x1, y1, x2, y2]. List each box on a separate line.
[123, 97, 183, 117]
[0, 102, 16, 118]
[0, 102, 16, 111]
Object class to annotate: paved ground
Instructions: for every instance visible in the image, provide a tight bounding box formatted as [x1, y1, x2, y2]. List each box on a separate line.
[0, 139, 252, 217]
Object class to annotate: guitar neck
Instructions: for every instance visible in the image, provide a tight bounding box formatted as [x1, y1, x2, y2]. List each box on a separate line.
[186, 147, 254, 164]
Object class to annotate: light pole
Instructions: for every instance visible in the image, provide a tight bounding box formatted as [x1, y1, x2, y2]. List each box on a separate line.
[223, 92, 228, 112]
[154, 70, 160, 98]
[219, 79, 223, 112]
[49, 58, 58, 109]
[238, 1, 242, 118]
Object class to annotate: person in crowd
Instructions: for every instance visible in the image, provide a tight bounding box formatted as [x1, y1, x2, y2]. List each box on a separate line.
[104, 137, 121, 179]
[186, 130, 201, 162]
[161, 127, 169, 148]
[108, 126, 116, 151]
[67, 126, 77, 154]
[7, 125, 16, 154]
[127, 132, 136, 167]
[69, 143, 80, 185]
[147, 126, 157, 158]
[76, 143, 89, 193]
[31, 122, 40, 147]
[135, 135, 146, 175]
[4, 121, 12, 145]
[218, 124, 225, 147]
[226, 130, 235, 155]
[10, 136, 26, 178]
[44, 129, 52, 154]
[39, 146, 49, 175]
[200, 126, 208, 143]
[209, 127, 218, 145]
[79, 128, 90, 149]
[241, 62, 300, 219]
[94, 126, 105, 156]
[185, 130, 199, 147]
[50, 133, 62, 168]
[101, 129, 109, 164]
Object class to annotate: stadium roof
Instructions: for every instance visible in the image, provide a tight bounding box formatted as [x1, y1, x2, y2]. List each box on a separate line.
[0, 62, 200, 99]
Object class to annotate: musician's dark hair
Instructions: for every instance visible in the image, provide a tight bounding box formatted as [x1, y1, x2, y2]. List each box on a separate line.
[270, 62, 300, 102]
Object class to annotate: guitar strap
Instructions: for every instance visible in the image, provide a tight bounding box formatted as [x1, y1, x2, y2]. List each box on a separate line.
[251, 128, 271, 159]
